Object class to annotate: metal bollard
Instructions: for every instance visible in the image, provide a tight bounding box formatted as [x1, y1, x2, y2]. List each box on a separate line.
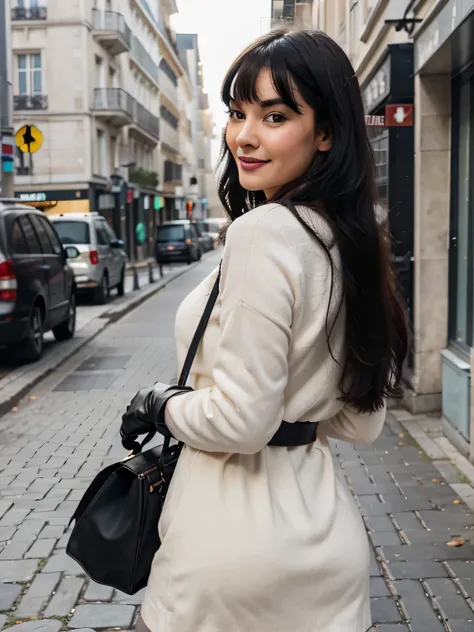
[132, 266, 140, 291]
[158, 262, 163, 278]
[148, 261, 154, 284]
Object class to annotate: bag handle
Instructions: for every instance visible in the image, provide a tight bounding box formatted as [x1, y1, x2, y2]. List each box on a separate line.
[178, 263, 221, 387]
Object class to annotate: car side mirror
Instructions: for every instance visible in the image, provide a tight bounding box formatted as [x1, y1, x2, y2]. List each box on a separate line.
[110, 239, 125, 249]
[65, 246, 80, 259]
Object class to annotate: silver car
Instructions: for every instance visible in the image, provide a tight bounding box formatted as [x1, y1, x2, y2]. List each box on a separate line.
[49, 212, 127, 304]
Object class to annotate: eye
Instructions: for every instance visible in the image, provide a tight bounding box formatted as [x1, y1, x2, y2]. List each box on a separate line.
[265, 113, 287, 124]
[227, 108, 245, 120]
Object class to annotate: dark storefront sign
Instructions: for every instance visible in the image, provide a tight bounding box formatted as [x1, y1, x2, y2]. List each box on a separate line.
[16, 189, 88, 202]
[363, 44, 415, 369]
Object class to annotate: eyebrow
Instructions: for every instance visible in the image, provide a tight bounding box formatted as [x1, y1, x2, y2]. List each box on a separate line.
[230, 97, 287, 108]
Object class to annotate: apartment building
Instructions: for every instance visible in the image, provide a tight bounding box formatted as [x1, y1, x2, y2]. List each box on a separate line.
[10, 0, 213, 261]
[176, 33, 214, 219]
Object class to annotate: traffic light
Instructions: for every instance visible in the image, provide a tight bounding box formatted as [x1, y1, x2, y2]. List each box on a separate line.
[1, 142, 14, 173]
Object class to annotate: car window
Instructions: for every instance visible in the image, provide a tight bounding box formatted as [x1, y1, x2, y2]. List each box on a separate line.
[17, 216, 42, 254]
[10, 219, 29, 254]
[94, 221, 110, 246]
[53, 220, 90, 245]
[39, 217, 63, 255]
[156, 225, 185, 242]
[30, 215, 54, 254]
[104, 223, 117, 242]
[10, 219, 29, 255]
[189, 225, 198, 239]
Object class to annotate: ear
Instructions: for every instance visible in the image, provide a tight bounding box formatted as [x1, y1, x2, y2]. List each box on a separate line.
[316, 129, 332, 153]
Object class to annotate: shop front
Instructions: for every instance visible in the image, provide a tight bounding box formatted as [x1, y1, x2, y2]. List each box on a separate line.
[362, 43, 415, 369]
[413, 0, 474, 457]
[15, 188, 90, 214]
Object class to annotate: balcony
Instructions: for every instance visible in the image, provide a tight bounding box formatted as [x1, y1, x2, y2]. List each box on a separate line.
[12, 5, 47, 20]
[131, 36, 159, 85]
[92, 88, 134, 127]
[130, 102, 160, 145]
[158, 22, 180, 59]
[92, 9, 131, 55]
[14, 94, 48, 111]
[129, 166, 159, 189]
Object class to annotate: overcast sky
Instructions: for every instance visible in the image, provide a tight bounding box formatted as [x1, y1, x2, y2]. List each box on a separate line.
[171, 0, 272, 165]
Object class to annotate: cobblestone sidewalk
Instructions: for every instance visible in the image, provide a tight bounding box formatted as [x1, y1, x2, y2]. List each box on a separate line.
[0, 249, 473, 631]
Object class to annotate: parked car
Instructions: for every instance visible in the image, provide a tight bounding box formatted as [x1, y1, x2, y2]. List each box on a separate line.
[0, 199, 77, 363]
[202, 218, 228, 246]
[192, 220, 214, 253]
[155, 220, 201, 265]
[49, 212, 127, 304]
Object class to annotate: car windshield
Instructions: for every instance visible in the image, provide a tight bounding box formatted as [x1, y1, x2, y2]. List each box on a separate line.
[53, 221, 90, 245]
[156, 225, 185, 242]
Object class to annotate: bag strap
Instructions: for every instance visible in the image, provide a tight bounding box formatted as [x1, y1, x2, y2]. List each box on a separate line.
[178, 263, 222, 387]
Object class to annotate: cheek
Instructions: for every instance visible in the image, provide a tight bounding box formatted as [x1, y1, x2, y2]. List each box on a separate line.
[270, 127, 315, 166]
[225, 126, 237, 153]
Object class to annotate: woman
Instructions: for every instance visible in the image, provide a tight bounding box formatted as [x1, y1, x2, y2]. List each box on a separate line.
[121, 28, 408, 632]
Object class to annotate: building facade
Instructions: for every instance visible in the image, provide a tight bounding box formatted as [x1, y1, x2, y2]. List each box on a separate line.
[10, 0, 213, 261]
[310, 0, 474, 462]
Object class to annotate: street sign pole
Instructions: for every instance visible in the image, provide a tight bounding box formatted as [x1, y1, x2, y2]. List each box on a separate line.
[0, 0, 14, 197]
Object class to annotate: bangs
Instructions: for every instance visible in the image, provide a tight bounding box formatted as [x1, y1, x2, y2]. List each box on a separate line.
[221, 44, 302, 114]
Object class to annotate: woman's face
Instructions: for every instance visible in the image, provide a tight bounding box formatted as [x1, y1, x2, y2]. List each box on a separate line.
[225, 68, 331, 199]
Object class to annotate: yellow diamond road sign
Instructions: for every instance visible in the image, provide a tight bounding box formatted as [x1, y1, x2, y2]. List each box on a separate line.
[15, 125, 44, 153]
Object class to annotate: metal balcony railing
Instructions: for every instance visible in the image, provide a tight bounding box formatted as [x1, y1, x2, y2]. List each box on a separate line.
[91, 9, 131, 49]
[158, 22, 180, 58]
[135, 102, 159, 140]
[13, 94, 48, 110]
[131, 36, 159, 84]
[93, 88, 134, 117]
[12, 5, 47, 20]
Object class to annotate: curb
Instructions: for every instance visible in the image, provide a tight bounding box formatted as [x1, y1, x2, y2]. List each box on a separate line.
[0, 262, 200, 419]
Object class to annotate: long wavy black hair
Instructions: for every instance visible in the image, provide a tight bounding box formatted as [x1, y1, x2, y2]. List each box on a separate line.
[216, 28, 408, 413]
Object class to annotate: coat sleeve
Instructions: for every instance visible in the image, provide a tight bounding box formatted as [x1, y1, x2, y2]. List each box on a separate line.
[164, 208, 302, 454]
[318, 401, 387, 445]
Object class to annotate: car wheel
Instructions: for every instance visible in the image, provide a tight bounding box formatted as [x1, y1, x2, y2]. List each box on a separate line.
[53, 292, 76, 341]
[94, 273, 109, 305]
[117, 267, 125, 297]
[20, 304, 44, 362]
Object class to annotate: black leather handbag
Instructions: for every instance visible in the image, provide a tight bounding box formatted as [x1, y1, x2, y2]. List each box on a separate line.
[66, 269, 222, 595]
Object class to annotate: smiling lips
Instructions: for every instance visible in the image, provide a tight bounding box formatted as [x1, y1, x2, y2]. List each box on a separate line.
[239, 156, 270, 171]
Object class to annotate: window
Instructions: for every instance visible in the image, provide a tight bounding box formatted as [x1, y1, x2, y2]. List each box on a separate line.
[18, 216, 41, 254]
[17, 53, 42, 95]
[53, 221, 91, 245]
[96, 129, 106, 175]
[94, 220, 110, 246]
[10, 219, 29, 254]
[104, 223, 117, 242]
[30, 214, 54, 254]
[40, 218, 63, 255]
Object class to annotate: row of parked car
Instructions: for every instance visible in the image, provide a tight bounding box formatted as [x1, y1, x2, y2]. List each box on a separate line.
[0, 198, 226, 364]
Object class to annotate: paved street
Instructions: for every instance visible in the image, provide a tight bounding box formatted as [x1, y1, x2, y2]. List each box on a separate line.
[0, 249, 473, 631]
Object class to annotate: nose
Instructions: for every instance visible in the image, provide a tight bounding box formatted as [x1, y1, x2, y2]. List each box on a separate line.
[235, 118, 259, 149]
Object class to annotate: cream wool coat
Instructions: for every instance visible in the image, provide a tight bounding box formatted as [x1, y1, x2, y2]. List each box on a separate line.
[140, 203, 386, 632]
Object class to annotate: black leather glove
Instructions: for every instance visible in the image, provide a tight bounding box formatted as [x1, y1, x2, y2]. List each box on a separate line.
[120, 382, 193, 451]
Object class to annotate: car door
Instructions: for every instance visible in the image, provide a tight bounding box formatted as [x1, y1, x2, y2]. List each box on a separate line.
[29, 213, 68, 324]
[93, 218, 114, 286]
[41, 216, 72, 308]
[103, 220, 123, 286]
[16, 215, 47, 313]
[7, 215, 43, 325]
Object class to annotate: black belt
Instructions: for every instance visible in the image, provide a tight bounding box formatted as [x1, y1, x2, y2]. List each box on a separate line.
[268, 421, 318, 446]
